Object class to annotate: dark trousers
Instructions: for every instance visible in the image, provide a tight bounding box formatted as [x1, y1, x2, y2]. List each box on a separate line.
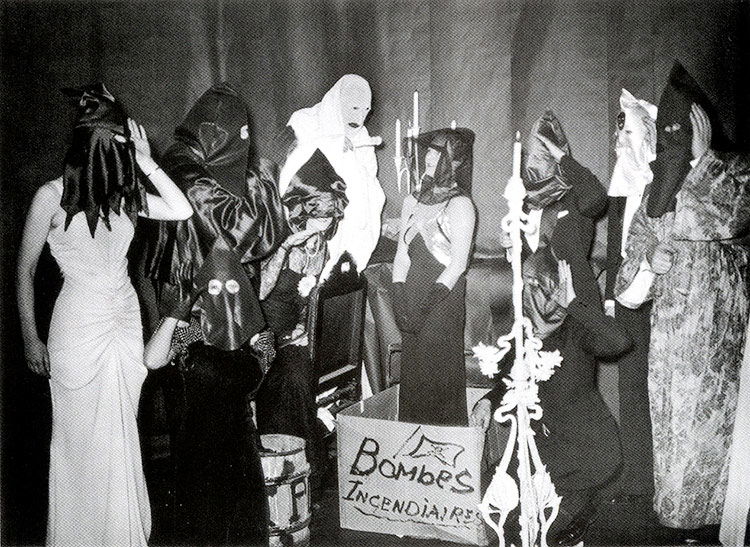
[613, 301, 654, 497]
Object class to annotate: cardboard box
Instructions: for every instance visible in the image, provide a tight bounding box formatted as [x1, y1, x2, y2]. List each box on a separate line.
[337, 386, 490, 545]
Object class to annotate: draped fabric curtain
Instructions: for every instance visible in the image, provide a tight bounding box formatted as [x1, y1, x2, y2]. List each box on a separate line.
[3, 0, 747, 249]
[1, 1, 748, 543]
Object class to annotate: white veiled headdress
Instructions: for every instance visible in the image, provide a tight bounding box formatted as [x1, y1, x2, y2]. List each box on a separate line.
[608, 88, 657, 197]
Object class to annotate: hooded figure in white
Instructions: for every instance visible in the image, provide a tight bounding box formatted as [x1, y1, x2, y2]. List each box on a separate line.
[608, 88, 657, 257]
[279, 74, 385, 280]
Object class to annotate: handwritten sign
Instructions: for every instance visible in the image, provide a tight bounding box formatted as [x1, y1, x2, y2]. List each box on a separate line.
[337, 386, 489, 545]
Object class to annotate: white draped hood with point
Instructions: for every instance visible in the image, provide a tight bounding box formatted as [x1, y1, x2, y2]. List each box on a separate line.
[279, 75, 385, 275]
[609, 89, 657, 258]
[609, 88, 657, 198]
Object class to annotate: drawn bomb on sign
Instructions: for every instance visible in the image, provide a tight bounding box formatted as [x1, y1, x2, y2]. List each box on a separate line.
[406, 435, 465, 468]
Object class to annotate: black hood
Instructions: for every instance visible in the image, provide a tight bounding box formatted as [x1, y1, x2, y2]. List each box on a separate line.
[61, 83, 147, 237]
[174, 83, 251, 196]
[648, 62, 715, 218]
[412, 128, 475, 205]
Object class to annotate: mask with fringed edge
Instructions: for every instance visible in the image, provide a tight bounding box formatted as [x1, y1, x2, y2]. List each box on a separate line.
[60, 83, 147, 237]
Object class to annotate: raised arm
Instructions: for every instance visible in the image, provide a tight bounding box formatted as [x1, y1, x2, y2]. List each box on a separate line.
[392, 195, 416, 283]
[128, 120, 193, 221]
[17, 183, 59, 377]
[144, 268, 204, 369]
[674, 149, 750, 241]
[536, 133, 607, 219]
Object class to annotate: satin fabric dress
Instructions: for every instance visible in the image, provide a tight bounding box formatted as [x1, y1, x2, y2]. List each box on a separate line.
[46, 210, 150, 546]
[398, 203, 468, 426]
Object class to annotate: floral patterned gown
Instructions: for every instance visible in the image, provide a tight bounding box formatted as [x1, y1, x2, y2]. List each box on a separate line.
[616, 150, 750, 528]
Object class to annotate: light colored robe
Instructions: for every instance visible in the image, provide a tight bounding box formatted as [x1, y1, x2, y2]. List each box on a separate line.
[616, 150, 750, 528]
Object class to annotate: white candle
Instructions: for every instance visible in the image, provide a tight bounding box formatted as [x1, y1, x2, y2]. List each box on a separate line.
[395, 119, 401, 158]
[413, 91, 419, 132]
[451, 120, 457, 130]
[513, 131, 522, 179]
[407, 124, 413, 156]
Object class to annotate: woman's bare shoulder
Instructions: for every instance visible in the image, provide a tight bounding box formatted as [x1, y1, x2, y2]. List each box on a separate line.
[447, 195, 474, 215]
[33, 177, 63, 203]
[41, 176, 63, 194]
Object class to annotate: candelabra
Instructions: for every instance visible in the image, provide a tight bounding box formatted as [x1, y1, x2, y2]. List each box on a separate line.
[473, 133, 562, 547]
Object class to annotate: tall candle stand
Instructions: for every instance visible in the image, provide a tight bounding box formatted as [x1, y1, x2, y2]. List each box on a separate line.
[474, 133, 562, 547]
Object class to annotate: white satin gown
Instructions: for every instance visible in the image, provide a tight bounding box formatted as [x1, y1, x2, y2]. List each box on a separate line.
[46, 209, 150, 546]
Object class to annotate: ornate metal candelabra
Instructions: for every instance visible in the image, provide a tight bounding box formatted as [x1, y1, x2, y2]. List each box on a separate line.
[395, 151, 412, 194]
[474, 133, 562, 547]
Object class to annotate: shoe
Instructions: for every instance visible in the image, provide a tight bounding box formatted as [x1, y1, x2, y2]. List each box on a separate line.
[552, 506, 598, 547]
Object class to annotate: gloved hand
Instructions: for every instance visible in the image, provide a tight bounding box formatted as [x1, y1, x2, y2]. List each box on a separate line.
[410, 283, 451, 334]
[391, 282, 412, 334]
[166, 261, 204, 322]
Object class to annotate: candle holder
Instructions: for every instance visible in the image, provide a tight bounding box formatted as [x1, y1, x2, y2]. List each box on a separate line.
[394, 154, 411, 194]
[473, 140, 562, 547]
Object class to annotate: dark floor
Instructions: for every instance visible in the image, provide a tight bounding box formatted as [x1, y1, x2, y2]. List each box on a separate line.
[144, 435, 731, 547]
[0, 372, 737, 547]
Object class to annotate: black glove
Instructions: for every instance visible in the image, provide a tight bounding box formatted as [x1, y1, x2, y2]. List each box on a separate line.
[410, 283, 451, 334]
[391, 282, 412, 334]
[166, 261, 203, 322]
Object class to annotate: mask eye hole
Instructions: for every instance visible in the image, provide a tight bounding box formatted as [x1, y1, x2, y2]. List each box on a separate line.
[616, 111, 625, 131]
[208, 279, 223, 295]
[225, 279, 240, 294]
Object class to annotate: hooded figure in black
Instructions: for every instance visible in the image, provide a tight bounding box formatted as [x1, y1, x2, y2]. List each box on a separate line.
[615, 62, 750, 531]
[150, 83, 285, 546]
[148, 82, 285, 295]
[473, 111, 633, 546]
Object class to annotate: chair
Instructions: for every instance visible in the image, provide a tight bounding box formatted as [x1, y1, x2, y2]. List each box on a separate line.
[306, 252, 368, 413]
[386, 343, 496, 389]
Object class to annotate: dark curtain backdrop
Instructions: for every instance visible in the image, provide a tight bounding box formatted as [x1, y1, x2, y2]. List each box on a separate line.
[1, 0, 748, 544]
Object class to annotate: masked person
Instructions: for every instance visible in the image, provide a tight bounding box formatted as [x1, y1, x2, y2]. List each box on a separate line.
[17, 84, 193, 547]
[255, 152, 349, 499]
[277, 74, 385, 280]
[471, 111, 632, 546]
[615, 61, 750, 534]
[604, 89, 658, 500]
[392, 128, 476, 426]
[145, 243, 268, 546]
[148, 83, 284, 545]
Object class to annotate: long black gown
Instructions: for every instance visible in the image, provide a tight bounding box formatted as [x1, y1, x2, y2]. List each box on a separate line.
[398, 232, 468, 426]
